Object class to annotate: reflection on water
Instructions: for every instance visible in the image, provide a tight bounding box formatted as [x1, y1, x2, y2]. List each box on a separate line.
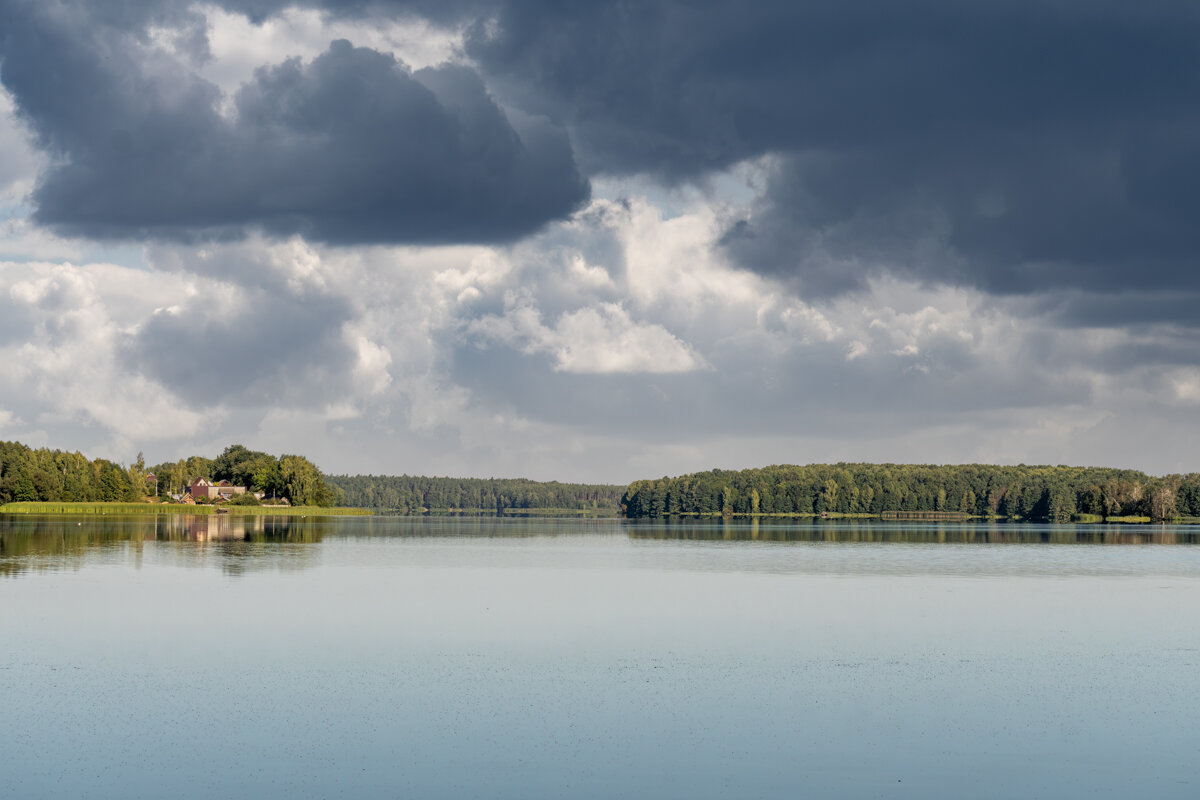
[629, 517, 1200, 545]
[3, 514, 1200, 581]
[0, 514, 330, 578]
[343, 514, 621, 540]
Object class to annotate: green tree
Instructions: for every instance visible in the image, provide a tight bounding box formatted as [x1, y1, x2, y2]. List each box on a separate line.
[280, 454, 333, 506]
[95, 459, 134, 502]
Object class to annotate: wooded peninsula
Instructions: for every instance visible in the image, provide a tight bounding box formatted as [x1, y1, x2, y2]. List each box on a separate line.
[0, 441, 335, 508]
[0, 440, 623, 514]
[619, 463, 1200, 521]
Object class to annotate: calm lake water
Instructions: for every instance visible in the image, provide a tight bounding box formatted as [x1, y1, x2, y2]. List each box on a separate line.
[3, 514, 1199, 799]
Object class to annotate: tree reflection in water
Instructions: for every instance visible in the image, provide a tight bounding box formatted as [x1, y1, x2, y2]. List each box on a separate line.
[0, 514, 327, 578]
[627, 517, 1200, 545]
[5, 515, 1200, 580]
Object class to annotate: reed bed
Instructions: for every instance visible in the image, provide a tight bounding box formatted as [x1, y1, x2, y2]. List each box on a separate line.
[0, 502, 214, 515]
[0, 502, 371, 516]
[223, 506, 372, 516]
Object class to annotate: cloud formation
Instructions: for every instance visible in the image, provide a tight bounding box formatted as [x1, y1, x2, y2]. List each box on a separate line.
[467, 291, 706, 374]
[1, 3, 586, 244]
[3, 0, 1200, 481]
[460, 0, 1200, 314]
[7, 0, 1200, 311]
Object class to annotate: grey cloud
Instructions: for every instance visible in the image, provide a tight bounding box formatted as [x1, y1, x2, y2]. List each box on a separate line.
[0, 295, 33, 344]
[465, 1, 1185, 175]
[0, 3, 587, 244]
[723, 139, 1200, 304]
[1023, 290, 1200, 330]
[451, 0, 1200, 316]
[209, 0, 484, 25]
[450, 319, 1090, 442]
[8, 0, 1200, 315]
[124, 287, 355, 407]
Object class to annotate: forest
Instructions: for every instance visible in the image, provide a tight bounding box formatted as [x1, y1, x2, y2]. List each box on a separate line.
[0, 439, 620, 513]
[8, 438, 1200, 522]
[0, 441, 137, 504]
[620, 463, 1200, 521]
[0, 442, 335, 507]
[326, 474, 623, 513]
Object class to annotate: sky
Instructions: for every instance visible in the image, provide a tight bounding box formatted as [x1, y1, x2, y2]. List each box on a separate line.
[2, 0, 1200, 483]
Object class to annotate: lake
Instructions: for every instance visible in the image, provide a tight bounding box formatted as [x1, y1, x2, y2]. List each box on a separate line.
[3, 514, 1199, 799]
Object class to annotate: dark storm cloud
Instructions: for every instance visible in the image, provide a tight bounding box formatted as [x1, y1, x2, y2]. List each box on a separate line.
[454, 0, 1200, 308]
[1029, 291, 1200, 331]
[6, 0, 1200, 309]
[224, 0, 487, 24]
[0, 1, 586, 244]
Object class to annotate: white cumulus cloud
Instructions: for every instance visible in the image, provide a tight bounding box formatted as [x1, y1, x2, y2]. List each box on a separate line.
[469, 291, 706, 374]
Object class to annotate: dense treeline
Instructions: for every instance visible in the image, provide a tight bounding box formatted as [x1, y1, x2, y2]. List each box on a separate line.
[327, 474, 622, 513]
[621, 463, 1200, 521]
[0, 441, 336, 507]
[0, 441, 139, 503]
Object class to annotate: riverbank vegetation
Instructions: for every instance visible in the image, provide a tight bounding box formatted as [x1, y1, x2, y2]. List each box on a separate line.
[0, 501, 216, 515]
[621, 463, 1200, 522]
[217, 505, 372, 516]
[0, 501, 370, 516]
[0, 441, 337, 508]
[326, 474, 623, 514]
[7, 438, 1200, 524]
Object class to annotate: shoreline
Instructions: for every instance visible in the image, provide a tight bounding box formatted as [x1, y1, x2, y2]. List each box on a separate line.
[0, 502, 372, 516]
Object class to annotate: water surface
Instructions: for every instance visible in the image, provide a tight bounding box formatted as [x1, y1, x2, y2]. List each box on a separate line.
[3, 515, 1198, 798]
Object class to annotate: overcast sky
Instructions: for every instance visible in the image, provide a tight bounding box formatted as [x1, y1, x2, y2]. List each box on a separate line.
[2, 0, 1200, 482]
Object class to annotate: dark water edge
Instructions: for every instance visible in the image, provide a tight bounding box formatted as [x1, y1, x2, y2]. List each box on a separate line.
[626, 516, 1200, 544]
[4, 512, 1199, 551]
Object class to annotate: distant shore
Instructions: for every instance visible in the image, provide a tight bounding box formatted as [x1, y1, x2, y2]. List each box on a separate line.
[3, 502, 1193, 524]
[0, 502, 372, 516]
[622, 510, 1187, 524]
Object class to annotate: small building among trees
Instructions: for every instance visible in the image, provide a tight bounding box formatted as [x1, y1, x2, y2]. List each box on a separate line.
[188, 477, 247, 502]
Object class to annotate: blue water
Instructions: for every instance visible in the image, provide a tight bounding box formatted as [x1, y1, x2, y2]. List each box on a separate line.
[3, 515, 1199, 799]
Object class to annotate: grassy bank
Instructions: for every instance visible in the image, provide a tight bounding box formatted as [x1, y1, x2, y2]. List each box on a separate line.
[0, 502, 215, 515]
[640, 511, 896, 520]
[0, 502, 372, 516]
[375, 507, 619, 517]
[226, 506, 372, 516]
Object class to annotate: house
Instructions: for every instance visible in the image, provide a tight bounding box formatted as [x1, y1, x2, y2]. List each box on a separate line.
[214, 479, 239, 500]
[187, 477, 247, 501]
